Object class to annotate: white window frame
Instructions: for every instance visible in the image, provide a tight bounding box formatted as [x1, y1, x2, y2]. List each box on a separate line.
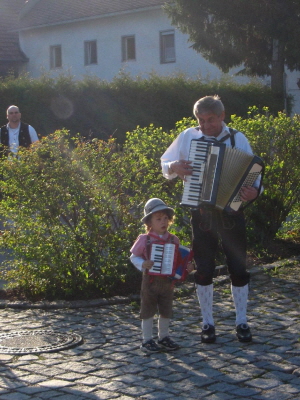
[121, 35, 136, 61]
[160, 30, 175, 64]
[50, 45, 62, 69]
[84, 40, 98, 65]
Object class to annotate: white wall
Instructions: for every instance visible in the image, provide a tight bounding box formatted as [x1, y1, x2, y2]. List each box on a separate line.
[285, 70, 300, 115]
[19, 7, 300, 114]
[19, 8, 249, 83]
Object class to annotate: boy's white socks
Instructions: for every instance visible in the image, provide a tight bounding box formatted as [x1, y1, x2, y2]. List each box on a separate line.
[142, 317, 153, 342]
[158, 317, 170, 341]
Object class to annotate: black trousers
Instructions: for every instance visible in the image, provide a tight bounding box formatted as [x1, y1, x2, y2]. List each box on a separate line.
[191, 208, 250, 287]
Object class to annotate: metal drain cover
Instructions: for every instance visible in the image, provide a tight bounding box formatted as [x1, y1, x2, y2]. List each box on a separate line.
[0, 330, 83, 354]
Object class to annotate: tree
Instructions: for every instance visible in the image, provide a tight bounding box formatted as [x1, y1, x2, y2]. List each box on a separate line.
[164, 0, 300, 107]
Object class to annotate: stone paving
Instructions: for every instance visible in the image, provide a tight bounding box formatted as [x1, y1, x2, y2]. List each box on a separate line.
[0, 258, 299, 400]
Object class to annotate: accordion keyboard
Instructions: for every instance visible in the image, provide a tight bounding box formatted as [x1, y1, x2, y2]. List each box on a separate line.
[148, 243, 175, 275]
[181, 141, 208, 207]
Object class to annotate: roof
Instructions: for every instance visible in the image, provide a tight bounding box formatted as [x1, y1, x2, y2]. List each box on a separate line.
[0, 0, 28, 62]
[19, 0, 169, 30]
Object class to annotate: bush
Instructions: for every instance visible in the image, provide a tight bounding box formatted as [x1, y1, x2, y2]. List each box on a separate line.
[230, 107, 300, 243]
[0, 131, 139, 299]
[0, 72, 285, 143]
[0, 125, 192, 300]
[0, 108, 298, 299]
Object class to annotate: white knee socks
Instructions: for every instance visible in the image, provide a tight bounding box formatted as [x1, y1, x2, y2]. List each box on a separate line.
[231, 284, 249, 326]
[142, 317, 153, 342]
[196, 284, 214, 327]
[158, 317, 170, 341]
[142, 317, 170, 342]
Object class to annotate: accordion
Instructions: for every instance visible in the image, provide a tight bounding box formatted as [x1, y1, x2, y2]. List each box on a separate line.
[181, 139, 264, 212]
[148, 242, 192, 281]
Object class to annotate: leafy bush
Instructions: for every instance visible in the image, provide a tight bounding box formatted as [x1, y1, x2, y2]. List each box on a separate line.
[0, 125, 191, 300]
[0, 131, 139, 299]
[230, 107, 300, 243]
[0, 108, 298, 299]
[0, 72, 285, 143]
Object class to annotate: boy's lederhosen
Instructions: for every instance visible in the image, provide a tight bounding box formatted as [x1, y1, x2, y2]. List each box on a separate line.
[192, 128, 250, 288]
[140, 234, 176, 320]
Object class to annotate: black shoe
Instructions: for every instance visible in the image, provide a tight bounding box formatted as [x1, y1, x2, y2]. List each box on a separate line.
[236, 323, 252, 342]
[140, 339, 161, 353]
[201, 324, 216, 343]
[158, 336, 180, 351]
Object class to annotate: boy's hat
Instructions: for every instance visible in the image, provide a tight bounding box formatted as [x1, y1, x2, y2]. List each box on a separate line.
[141, 198, 174, 223]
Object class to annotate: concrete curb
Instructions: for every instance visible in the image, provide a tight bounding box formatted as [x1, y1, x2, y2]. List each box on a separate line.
[0, 256, 299, 310]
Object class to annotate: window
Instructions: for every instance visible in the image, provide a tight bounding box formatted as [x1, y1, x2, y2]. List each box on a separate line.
[84, 40, 98, 65]
[50, 45, 62, 69]
[160, 31, 175, 63]
[122, 36, 136, 61]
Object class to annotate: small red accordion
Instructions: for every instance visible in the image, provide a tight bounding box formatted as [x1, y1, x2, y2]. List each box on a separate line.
[146, 234, 193, 282]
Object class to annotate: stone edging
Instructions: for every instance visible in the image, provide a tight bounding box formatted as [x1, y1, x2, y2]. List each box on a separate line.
[0, 256, 299, 310]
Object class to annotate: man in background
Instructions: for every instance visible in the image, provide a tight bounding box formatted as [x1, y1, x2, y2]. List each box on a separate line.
[0, 105, 38, 154]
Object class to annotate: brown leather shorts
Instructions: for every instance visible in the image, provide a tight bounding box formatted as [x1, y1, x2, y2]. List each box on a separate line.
[140, 274, 174, 319]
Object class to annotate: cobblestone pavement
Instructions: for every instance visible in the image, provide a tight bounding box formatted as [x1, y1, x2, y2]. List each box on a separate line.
[0, 259, 299, 400]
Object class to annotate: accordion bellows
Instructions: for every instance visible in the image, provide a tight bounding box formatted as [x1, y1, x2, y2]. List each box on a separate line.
[181, 140, 264, 212]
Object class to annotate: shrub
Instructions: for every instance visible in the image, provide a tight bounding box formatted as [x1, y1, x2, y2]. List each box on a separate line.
[0, 123, 194, 300]
[0, 131, 139, 299]
[0, 108, 298, 299]
[0, 72, 285, 143]
[230, 107, 300, 243]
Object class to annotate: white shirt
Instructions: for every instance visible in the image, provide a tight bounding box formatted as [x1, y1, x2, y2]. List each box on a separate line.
[161, 122, 262, 189]
[7, 123, 39, 154]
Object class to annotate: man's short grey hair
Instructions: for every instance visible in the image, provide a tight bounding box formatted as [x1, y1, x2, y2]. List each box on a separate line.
[193, 95, 225, 117]
[7, 105, 20, 114]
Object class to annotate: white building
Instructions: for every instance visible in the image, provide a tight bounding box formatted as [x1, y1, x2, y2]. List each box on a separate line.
[2, 0, 300, 114]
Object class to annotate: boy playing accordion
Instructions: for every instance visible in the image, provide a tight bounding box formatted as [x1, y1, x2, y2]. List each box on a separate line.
[130, 198, 194, 353]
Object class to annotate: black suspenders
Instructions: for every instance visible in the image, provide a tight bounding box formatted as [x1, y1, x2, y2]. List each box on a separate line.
[196, 126, 237, 148]
[218, 127, 237, 148]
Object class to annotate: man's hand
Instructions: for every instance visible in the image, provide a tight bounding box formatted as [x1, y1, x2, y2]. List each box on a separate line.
[169, 160, 193, 180]
[240, 186, 258, 202]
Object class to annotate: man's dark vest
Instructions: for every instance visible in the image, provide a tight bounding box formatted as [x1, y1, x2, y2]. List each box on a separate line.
[0, 122, 32, 149]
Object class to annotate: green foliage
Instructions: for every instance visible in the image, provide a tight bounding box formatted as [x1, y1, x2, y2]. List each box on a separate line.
[0, 72, 284, 143]
[0, 124, 193, 300]
[230, 107, 300, 242]
[0, 131, 141, 299]
[164, 1, 300, 97]
[122, 118, 194, 245]
[0, 108, 298, 299]
[165, 1, 300, 74]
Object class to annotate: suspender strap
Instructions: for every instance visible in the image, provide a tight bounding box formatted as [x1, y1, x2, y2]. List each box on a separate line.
[146, 235, 151, 260]
[196, 126, 237, 148]
[218, 128, 237, 148]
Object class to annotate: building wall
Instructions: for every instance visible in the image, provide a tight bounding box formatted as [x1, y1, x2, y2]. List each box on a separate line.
[285, 70, 300, 114]
[19, 8, 300, 114]
[19, 9, 249, 82]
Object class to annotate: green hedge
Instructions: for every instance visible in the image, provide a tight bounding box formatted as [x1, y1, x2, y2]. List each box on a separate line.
[0, 107, 299, 300]
[0, 72, 286, 142]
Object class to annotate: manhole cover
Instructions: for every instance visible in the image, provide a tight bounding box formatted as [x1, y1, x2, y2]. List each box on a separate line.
[0, 330, 83, 354]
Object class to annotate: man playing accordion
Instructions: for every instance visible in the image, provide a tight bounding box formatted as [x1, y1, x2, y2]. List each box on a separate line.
[161, 95, 262, 344]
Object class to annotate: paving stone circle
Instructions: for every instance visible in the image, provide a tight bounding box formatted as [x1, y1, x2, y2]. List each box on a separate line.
[0, 329, 83, 354]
